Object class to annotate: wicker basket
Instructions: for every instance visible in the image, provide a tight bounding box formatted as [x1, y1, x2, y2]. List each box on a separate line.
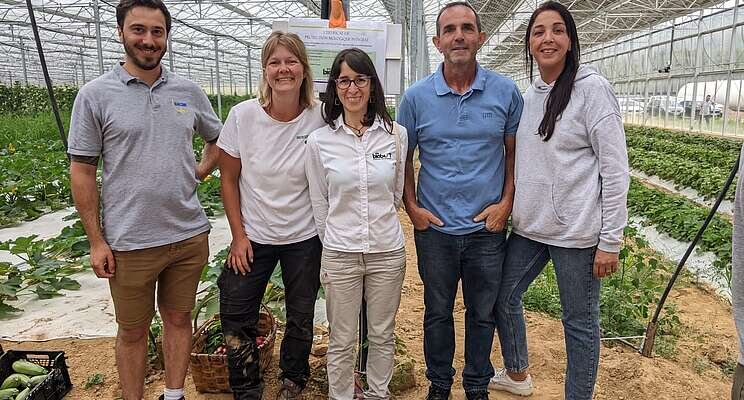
[190, 305, 278, 393]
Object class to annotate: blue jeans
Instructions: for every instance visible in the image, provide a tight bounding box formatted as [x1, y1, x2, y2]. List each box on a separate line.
[495, 233, 600, 400]
[414, 227, 506, 394]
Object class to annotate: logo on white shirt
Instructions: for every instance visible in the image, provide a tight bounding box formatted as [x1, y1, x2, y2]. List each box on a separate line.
[372, 152, 393, 160]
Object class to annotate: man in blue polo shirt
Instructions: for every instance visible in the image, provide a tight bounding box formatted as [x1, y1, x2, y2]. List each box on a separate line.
[397, 2, 523, 399]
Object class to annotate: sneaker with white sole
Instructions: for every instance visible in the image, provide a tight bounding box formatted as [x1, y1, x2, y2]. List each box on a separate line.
[488, 368, 534, 396]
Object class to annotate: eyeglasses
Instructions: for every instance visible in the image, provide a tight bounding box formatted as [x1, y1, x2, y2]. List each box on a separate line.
[335, 76, 372, 89]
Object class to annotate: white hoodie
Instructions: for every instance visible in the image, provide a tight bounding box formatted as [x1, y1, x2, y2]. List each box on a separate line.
[511, 65, 629, 252]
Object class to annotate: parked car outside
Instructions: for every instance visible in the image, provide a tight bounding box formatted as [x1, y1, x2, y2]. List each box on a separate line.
[645, 95, 685, 116]
[617, 97, 645, 114]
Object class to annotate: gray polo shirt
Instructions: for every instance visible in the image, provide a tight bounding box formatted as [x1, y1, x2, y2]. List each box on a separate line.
[68, 64, 222, 251]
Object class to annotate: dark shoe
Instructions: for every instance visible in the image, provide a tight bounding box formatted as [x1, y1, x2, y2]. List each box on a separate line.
[157, 396, 185, 400]
[426, 385, 451, 400]
[276, 378, 303, 400]
[466, 391, 488, 400]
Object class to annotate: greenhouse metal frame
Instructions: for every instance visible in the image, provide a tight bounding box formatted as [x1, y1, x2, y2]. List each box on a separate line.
[0, 0, 743, 133]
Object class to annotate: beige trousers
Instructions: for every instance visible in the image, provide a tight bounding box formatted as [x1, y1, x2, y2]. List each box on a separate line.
[321, 247, 406, 400]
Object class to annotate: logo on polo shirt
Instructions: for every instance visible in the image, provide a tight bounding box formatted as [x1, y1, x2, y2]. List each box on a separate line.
[483, 112, 494, 119]
[173, 99, 189, 114]
[372, 152, 393, 160]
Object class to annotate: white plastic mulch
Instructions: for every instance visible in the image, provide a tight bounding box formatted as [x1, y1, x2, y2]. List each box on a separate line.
[1, 211, 328, 341]
[631, 169, 734, 217]
[0, 211, 232, 341]
[629, 217, 731, 300]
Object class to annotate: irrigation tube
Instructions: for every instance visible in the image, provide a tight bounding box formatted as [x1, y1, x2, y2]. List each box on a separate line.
[24, 0, 68, 153]
[640, 152, 741, 357]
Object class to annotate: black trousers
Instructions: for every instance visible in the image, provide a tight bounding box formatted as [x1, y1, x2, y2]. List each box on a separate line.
[218, 236, 322, 400]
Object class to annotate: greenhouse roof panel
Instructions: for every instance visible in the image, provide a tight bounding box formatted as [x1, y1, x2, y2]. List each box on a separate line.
[0, 0, 735, 88]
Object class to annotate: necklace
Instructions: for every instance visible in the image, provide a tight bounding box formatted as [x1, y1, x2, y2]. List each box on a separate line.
[345, 123, 365, 137]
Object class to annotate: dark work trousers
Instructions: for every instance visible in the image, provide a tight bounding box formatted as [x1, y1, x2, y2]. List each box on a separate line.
[218, 235, 322, 400]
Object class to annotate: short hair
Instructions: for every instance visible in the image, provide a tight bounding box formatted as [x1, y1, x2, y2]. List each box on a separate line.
[116, 0, 172, 33]
[259, 31, 316, 111]
[436, 1, 482, 36]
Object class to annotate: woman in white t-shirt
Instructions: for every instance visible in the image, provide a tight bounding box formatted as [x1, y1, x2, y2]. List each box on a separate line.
[305, 48, 408, 400]
[216, 31, 325, 399]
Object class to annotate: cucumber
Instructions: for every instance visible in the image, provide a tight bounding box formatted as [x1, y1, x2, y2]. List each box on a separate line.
[0, 374, 28, 390]
[27, 374, 46, 388]
[11, 360, 47, 376]
[0, 388, 19, 400]
[14, 387, 29, 400]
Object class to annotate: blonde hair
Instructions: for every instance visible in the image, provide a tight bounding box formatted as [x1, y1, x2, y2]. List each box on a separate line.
[258, 31, 315, 110]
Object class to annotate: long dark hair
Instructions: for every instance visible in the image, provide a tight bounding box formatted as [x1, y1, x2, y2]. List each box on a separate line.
[525, 1, 580, 141]
[322, 48, 394, 133]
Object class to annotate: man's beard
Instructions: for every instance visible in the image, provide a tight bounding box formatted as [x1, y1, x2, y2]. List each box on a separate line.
[123, 38, 166, 71]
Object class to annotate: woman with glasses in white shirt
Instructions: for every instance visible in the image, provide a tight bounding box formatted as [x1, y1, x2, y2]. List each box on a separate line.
[305, 48, 407, 400]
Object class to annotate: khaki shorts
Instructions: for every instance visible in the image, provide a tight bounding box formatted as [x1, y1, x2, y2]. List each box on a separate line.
[109, 232, 209, 329]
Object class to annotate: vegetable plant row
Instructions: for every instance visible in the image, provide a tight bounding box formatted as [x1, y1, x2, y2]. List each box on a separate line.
[0, 83, 248, 115]
[625, 131, 739, 171]
[0, 93, 251, 226]
[627, 178, 732, 285]
[627, 147, 736, 200]
[625, 125, 743, 154]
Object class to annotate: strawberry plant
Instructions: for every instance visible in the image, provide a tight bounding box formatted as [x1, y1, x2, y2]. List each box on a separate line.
[627, 148, 737, 200]
[627, 178, 732, 285]
[625, 125, 743, 153]
[626, 132, 739, 170]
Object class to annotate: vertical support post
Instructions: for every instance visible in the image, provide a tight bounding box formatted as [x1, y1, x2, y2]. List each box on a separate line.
[214, 37, 223, 119]
[691, 10, 703, 131]
[664, 24, 675, 129]
[408, 0, 422, 83]
[248, 47, 253, 97]
[80, 50, 87, 84]
[210, 68, 214, 95]
[168, 34, 175, 72]
[93, 0, 105, 75]
[229, 69, 234, 95]
[723, 0, 740, 135]
[20, 36, 28, 85]
[642, 30, 652, 127]
[396, 0, 405, 112]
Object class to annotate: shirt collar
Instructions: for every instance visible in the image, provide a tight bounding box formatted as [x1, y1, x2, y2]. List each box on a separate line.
[115, 62, 169, 85]
[433, 62, 487, 96]
[332, 115, 384, 135]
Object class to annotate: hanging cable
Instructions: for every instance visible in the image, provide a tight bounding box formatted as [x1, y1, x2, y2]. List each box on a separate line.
[24, 0, 68, 154]
[640, 152, 740, 357]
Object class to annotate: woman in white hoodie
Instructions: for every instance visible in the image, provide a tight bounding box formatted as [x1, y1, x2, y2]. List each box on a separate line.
[489, 2, 629, 400]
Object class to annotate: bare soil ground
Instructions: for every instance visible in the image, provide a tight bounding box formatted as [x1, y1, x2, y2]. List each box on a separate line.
[1, 212, 737, 399]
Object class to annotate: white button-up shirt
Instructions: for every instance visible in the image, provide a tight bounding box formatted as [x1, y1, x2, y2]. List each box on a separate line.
[305, 116, 407, 253]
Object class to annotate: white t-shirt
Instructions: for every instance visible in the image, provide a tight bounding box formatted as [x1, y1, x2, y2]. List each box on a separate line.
[217, 99, 325, 245]
[305, 116, 407, 253]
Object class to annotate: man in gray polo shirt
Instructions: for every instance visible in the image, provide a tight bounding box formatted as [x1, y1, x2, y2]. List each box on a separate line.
[67, 1, 221, 399]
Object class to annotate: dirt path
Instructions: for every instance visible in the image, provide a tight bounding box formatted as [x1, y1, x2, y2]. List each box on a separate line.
[1, 211, 737, 399]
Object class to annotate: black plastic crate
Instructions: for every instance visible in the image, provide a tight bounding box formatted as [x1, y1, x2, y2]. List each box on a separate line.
[0, 349, 72, 400]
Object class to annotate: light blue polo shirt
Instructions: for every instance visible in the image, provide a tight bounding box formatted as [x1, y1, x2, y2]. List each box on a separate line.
[397, 63, 523, 235]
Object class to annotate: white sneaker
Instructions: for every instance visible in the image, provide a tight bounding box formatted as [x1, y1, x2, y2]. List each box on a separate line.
[488, 368, 534, 396]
